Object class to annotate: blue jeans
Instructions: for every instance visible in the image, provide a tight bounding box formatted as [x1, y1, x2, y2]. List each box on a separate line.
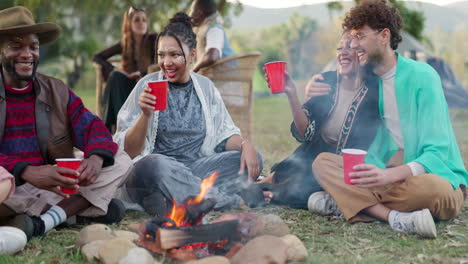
[125, 151, 263, 214]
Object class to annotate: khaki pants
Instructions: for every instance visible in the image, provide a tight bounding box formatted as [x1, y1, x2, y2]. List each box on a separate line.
[312, 152, 465, 222]
[1, 149, 132, 217]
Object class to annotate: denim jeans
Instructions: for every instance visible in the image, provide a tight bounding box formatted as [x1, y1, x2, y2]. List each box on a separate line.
[125, 151, 263, 213]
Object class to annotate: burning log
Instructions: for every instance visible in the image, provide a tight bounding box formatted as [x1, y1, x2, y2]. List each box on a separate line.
[185, 197, 217, 225]
[138, 218, 240, 254]
[157, 220, 240, 250]
[157, 219, 239, 249]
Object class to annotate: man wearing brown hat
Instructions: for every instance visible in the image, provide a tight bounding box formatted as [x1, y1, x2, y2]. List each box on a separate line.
[0, 6, 132, 240]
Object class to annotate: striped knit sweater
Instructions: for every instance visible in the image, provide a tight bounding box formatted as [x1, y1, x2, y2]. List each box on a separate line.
[0, 81, 117, 185]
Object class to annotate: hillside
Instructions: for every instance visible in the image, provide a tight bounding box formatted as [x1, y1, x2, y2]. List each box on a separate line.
[405, 1, 467, 31]
[229, 3, 341, 29]
[230, 1, 466, 32]
[446, 0, 468, 16]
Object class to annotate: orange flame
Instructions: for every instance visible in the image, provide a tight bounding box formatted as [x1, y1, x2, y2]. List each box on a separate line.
[167, 200, 186, 227]
[165, 172, 219, 227]
[188, 171, 218, 205]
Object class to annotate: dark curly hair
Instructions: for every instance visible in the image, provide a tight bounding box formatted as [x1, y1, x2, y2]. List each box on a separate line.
[193, 0, 217, 16]
[342, 0, 403, 50]
[156, 12, 197, 65]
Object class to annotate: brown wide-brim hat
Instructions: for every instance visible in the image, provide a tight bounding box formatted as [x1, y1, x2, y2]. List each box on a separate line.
[0, 6, 61, 45]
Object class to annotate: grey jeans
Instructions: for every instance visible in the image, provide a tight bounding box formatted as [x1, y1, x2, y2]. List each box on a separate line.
[125, 151, 263, 213]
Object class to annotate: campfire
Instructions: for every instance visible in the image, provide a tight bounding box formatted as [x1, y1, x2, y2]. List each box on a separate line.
[137, 172, 242, 261]
[76, 170, 306, 263]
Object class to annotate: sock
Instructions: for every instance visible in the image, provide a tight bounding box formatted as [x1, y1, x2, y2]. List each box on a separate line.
[388, 210, 399, 229]
[40, 205, 67, 233]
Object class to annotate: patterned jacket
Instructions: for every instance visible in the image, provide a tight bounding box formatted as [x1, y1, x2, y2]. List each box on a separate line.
[291, 70, 381, 155]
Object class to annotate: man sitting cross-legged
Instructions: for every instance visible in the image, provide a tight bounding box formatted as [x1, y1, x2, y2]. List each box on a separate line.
[307, 0, 466, 238]
[0, 6, 132, 240]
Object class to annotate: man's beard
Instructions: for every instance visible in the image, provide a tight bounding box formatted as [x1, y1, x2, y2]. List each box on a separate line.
[366, 49, 384, 70]
[1, 57, 39, 82]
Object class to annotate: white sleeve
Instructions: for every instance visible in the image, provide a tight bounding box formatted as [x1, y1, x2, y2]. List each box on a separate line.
[205, 27, 224, 56]
[407, 161, 427, 176]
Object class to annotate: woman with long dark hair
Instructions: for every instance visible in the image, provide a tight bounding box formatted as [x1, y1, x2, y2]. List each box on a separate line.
[93, 6, 156, 132]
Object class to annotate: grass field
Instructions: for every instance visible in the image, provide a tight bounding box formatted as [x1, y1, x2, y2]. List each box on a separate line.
[0, 89, 467, 264]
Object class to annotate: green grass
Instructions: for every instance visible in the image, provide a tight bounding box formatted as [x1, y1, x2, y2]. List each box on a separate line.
[3, 91, 467, 263]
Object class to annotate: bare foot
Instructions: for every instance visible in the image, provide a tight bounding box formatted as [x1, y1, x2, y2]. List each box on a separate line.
[263, 191, 273, 203]
[256, 171, 275, 184]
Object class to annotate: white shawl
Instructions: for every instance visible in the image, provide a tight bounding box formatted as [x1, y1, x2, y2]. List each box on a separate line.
[113, 71, 241, 162]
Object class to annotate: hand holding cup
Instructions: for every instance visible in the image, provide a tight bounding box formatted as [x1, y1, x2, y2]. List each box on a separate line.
[21, 165, 79, 198]
[342, 149, 367, 185]
[139, 86, 157, 116]
[264, 61, 286, 94]
[263, 70, 296, 97]
[56, 158, 82, 194]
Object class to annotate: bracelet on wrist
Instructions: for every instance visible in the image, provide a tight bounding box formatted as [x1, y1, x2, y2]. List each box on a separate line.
[240, 139, 249, 150]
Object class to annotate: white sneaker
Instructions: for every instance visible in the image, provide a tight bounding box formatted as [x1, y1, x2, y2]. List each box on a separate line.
[389, 209, 437, 238]
[0, 226, 27, 254]
[308, 191, 342, 216]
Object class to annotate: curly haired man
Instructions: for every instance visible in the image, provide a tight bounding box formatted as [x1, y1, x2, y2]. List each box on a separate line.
[307, 0, 466, 238]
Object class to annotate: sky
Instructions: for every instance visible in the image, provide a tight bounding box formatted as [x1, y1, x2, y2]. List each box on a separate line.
[230, 0, 465, 8]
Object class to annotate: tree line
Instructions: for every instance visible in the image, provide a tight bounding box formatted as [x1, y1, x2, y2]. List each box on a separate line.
[230, 0, 425, 81]
[0, 0, 242, 87]
[0, 0, 424, 86]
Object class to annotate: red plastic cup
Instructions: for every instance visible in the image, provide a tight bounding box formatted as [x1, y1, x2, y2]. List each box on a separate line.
[148, 80, 168, 111]
[342, 149, 367, 185]
[264, 61, 286, 94]
[56, 158, 82, 194]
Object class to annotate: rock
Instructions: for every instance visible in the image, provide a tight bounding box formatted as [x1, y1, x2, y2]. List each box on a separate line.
[280, 234, 308, 261]
[127, 223, 140, 234]
[119, 247, 154, 264]
[98, 237, 137, 264]
[81, 240, 106, 262]
[185, 256, 230, 264]
[211, 213, 289, 241]
[167, 248, 198, 262]
[230, 235, 288, 264]
[114, 230, 139, 242]
[76, 224, 115, 247]
[225, 242, 243, 258]
[252, 214, 290, 238]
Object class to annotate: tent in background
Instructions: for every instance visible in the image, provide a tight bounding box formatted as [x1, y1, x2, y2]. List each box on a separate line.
[323, 31, 468, 108]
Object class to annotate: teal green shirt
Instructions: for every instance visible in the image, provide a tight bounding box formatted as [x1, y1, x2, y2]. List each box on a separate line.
[365, 53, 468, 189]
